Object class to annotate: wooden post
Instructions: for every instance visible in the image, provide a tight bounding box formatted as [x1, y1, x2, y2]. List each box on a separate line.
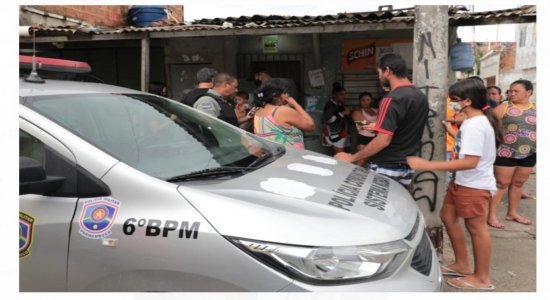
[141, 33, 150, 92]
[412, 5, 449, 254]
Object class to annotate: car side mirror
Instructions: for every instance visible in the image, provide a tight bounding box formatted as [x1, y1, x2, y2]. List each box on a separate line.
[20, 156, 64, 195]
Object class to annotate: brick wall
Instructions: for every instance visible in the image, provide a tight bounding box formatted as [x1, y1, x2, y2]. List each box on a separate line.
[167, 6, 184, 22]
[475, 42, 516, 72]
[499, 43, 516, 71]
[31, 5, 184, 27]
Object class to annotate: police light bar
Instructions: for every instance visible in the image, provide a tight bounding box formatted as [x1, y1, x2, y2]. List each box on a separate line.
[19, 55, 92, 74]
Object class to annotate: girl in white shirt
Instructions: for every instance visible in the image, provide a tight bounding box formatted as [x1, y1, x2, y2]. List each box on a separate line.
[407, 78, 503, 291]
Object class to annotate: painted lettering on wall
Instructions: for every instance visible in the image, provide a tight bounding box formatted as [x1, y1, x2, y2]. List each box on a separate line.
[414, 30, 442, 213]
[417, 32, 437, 79]
[347, 42, 376, 64]
[412, 172, 439, 212]
[341, 38, 413, 70]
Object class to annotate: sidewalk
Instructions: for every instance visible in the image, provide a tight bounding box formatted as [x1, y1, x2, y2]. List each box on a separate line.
[441, 173, 537, 292]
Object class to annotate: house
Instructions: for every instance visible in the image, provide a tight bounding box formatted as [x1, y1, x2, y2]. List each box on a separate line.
[504, 22, 536, 100]
[477, 22, 536, 101]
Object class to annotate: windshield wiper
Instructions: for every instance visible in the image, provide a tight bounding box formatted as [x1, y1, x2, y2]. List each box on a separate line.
[247, 151, 273, 168]
[166, 166, 253, 182]
[247, 145, 285, 168]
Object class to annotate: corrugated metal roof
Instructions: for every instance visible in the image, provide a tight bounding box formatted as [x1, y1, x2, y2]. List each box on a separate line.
[27, 5, 535, 37]
[448, 5, 536, 25]
[191, 8, 415, 26]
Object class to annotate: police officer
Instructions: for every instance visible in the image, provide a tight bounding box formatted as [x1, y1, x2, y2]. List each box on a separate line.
[193, 73, 239, 127]
[180, 67, 218, 107]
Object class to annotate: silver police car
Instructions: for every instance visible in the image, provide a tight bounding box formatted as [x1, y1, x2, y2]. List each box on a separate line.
[19, 78, 441, 291]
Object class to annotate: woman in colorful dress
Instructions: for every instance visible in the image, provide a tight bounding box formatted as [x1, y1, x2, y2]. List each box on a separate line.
[487, 79, 536, 229]
[252, 78, 315, 149]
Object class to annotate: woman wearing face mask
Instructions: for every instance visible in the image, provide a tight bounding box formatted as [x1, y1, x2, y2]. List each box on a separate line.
[487, 80, 536, 229]
[442, 96, 467, 185]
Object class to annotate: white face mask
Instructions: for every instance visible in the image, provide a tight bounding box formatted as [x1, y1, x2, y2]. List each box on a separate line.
[450, 102, 462, 113]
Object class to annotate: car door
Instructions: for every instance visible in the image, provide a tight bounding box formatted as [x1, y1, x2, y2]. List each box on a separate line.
[19, 124, 79, 291]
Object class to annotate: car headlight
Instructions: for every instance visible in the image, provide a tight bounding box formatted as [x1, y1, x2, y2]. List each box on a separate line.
[230, 238, 411, 284]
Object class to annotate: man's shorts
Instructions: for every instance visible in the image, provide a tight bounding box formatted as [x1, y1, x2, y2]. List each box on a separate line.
[494, 153, 536, 168]
[368, 163, 414, 190]
[323, 136, 347, 149]
[444, 182, 491, 218]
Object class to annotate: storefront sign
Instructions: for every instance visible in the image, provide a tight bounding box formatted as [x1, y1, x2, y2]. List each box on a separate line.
[341, 38, 413, 71]
[263, 35, 279, 53]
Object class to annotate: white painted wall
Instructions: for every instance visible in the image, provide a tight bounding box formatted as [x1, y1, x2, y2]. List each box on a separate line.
[479, 52, 500, 80]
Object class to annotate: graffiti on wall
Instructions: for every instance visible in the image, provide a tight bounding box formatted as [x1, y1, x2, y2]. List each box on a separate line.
[417, 32, 437, 79]
[412, 31, 443, 212]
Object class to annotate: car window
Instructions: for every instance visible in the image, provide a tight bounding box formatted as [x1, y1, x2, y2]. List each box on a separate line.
[19, 129, 86, 197]
[20, 130, 44, 163]
[23, 93, 274, 179]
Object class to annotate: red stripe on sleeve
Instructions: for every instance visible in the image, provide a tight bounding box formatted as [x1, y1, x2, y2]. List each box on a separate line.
[374, 128, 394, 136]
[376, 97, 392, 128]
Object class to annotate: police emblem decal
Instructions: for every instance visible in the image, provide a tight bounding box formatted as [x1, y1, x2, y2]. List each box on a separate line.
[79, 197, 121, 239]
[19, 212, 35, 258]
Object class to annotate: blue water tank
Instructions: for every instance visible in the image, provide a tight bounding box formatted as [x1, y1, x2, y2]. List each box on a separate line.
[450, 43, 474, 71]
[128, 5, 166, 27]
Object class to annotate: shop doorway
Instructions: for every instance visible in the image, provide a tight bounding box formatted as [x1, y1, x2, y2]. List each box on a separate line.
[251, 61, 302, 99]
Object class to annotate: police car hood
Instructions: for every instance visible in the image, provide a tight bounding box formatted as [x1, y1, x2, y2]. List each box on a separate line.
[178, 148, 419, 246]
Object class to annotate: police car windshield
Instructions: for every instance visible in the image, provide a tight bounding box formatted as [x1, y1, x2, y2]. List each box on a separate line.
[23, 93, 275, 180]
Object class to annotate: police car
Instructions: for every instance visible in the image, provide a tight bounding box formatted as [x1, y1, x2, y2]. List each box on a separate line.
[19, 77, 441, 291]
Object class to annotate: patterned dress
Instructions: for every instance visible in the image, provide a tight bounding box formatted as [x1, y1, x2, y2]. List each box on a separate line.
[253, 107, 305, 149]
[497, 102, 536, 159]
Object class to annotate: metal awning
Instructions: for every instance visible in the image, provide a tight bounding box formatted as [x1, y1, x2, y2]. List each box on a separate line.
[20, 5, 536, 43]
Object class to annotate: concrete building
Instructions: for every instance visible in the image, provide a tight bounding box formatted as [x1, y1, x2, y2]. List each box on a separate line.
[478, 22, 536, 101]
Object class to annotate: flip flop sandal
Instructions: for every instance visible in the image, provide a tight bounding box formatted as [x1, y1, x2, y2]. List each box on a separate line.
[506, 216, 532, 225]
[447, 277, 495, 291]
[521, 193, 536, 200]
[487, 221, 505, 229]
[441, 265, 471, 277]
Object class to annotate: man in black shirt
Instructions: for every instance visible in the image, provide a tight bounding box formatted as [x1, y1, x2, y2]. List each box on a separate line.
[179, 67, 218, 106]
[335, 54, 428, 189]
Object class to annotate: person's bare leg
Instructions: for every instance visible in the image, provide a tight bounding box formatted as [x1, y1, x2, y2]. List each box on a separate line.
[488, 166, 514, 228]
[464, 214, 492, 284]
[521, 167, 536, 199]
[506, 166, 533, 224]
[440, 203, 472, 274]
[449, 214, 493, 289]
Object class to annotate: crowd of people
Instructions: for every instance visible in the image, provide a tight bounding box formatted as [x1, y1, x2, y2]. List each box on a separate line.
[172, 66, 314, 149]
[167, 53, 535, 291]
